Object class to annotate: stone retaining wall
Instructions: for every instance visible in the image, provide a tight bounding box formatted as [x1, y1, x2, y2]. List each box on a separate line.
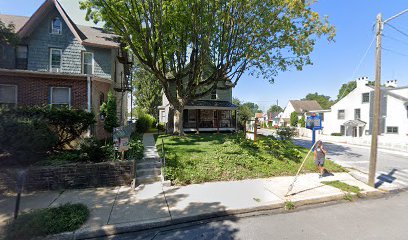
[0, 161, 134, 193]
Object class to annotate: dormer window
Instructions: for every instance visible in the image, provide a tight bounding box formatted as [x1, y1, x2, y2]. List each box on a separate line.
[211, 89, 217, 100]
[51, 17, 62, 34]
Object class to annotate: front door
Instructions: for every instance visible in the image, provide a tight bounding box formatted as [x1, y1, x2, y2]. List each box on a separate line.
[352, 127, 357, 137]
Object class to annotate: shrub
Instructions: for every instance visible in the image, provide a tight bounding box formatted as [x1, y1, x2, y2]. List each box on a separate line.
[136, 114, 155, 133]
[331, 133, 343, 136]
[0, 107, 95, 149]
[78, 137, 106, 162]
[299, 115, 306, 128]
[0, 118, 58, 163]
[100, 91, 118, 133]
[126, 132, 144, 160]
[290, 111, 298, 127]
[277, 127, 296, 140]
[158, 122, 166, 131]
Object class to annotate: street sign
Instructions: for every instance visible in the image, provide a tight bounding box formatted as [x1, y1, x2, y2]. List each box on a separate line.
[306, 115, 322, 130]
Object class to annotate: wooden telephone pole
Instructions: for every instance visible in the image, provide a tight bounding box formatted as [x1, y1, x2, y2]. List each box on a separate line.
[368, 13, 382, 187]
[368, 9, 408, 187]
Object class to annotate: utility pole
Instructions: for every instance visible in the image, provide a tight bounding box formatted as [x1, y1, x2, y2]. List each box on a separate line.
[368, 13, 382, 187]
[368, 9, 408, 187]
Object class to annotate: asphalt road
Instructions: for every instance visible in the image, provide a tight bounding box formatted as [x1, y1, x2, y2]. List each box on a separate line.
[257, 128, 408, 188]
[97, 191, 408, 240]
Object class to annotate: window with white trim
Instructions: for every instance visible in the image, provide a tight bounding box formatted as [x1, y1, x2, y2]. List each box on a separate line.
[82, 52, 94, 74]
[386, 126, 398, 134]
[362, 93, 370, 103]
[51, 17, 62, 34]
[0, 84, 17, 108]
[210, 89, 217, 100]
[354, 108, 361, 120]
[50, 48, 62, 72]
[340, 125, 345, 135]
[338, 109, 345, 120]
[50, 87, 71, 108]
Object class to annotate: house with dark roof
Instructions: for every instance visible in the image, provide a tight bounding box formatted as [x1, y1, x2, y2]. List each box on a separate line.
[280, 100, 323, 126]
[158, 79, 237, 133]
[0, 0, 132, 139]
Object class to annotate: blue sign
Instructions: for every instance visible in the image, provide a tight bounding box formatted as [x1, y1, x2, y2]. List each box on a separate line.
[306, 115, 322, 130]
[306, 115, 323, 148]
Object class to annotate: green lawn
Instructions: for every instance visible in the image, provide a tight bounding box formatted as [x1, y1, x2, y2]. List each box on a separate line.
[6, 203, 89, 239]
[157, 133, 345, 185]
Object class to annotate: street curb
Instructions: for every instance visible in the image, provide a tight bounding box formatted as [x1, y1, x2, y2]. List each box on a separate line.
[44, 189, 386, 240]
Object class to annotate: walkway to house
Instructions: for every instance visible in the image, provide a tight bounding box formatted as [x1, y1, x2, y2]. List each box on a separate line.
[143, 133, 160, 159]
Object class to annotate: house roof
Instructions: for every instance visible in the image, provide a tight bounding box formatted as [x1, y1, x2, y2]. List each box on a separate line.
[185, 100, 237, 110]
[343, 119, 366, 127]
[255, 113, 263, 118]
[0, 0, 120, 48]
[289, 100, 323, 113]
[0, 14, 30, 31]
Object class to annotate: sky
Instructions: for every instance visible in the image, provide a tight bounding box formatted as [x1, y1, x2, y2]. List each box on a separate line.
[1, 0, 408, 112]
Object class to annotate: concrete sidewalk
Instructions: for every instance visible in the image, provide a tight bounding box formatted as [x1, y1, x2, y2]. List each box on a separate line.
[0, 172, 380, 239]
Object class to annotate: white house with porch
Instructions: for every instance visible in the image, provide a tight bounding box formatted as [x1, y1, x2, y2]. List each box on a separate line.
[321, 77, 408, 142]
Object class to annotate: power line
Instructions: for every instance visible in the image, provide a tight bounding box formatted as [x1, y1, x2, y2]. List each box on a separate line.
[385, 22, 408, 38]
[338, 35, 376, 100]
[382, 47, 408, 57]
[383, 34, 408, 46]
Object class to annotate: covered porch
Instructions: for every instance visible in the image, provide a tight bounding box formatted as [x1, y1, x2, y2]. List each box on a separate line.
[343, 119, 366, 137]
[183, 100, 238, 132]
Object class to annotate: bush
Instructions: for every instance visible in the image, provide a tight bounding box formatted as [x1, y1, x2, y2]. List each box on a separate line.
[6, 203, 89, 239]
[78, 137, 107, 163]
[290, 111, 298, 127]
[331, 133, 343, 136]
[0, 107, 95, 149]
[126, 132, 144, 160]
[277, 127, 296, 140]
[136, 114, 155, 133]
[158, 122, 166, 131]
[0, 117, 58, 163]
[100, 91, 118, 133]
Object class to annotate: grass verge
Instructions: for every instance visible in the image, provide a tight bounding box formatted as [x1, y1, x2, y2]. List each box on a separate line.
[157, 133, 345, 185]
[6, 203, 89, 239]
[322, 180, 362, 200]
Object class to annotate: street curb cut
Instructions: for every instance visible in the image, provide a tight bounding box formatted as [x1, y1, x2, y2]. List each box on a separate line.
[44, 189, 384, 240]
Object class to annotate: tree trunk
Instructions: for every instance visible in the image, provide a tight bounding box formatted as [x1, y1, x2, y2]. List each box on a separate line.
[173, 106, 185, 135]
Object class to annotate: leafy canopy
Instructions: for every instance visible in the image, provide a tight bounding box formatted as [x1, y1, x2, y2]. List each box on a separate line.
[80, 0, 335, 106]
[0, 20, 19, 45]
[267, 105, 283, 115]
[132, 63, 162, 117]
[302, 92, 334, 109]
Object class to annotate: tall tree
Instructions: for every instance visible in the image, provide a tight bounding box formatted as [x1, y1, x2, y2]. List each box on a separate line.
[242, 102, 259, 115]
[81, 0, 335, 135]
[133, 63, 162, 117]
[0, 20, 19, 45]
[267, 105, 283, 115]
[302, 92, 334, 109]
[290, 111, 299, 127]
[337, 81, 357, 101]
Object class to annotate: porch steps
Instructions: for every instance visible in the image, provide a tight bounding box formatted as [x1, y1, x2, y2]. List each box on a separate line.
[136, 157, 162, 185]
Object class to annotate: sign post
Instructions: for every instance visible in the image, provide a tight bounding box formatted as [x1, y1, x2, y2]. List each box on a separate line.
[306, 113, 322, 148]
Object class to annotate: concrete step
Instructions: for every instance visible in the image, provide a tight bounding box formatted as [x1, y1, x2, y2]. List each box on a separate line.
[137, 158, 161, 164]
[136, 161, 162, 170]
[136, 168, 161, 176]
[136, 175, 162, 184]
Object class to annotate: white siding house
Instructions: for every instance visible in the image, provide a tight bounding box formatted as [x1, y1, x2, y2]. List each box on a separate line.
[322, 77, 408, 143]
[280, 100, 323, 126]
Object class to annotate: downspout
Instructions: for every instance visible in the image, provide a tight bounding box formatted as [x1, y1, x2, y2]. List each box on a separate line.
[87, 75, 91, 112]
[87, 75, 92, 137]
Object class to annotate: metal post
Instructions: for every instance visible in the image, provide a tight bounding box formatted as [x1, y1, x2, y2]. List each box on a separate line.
[368, 13, 383, 187]
[14, 170, 26, 219]
[312, 129, 316, 149]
